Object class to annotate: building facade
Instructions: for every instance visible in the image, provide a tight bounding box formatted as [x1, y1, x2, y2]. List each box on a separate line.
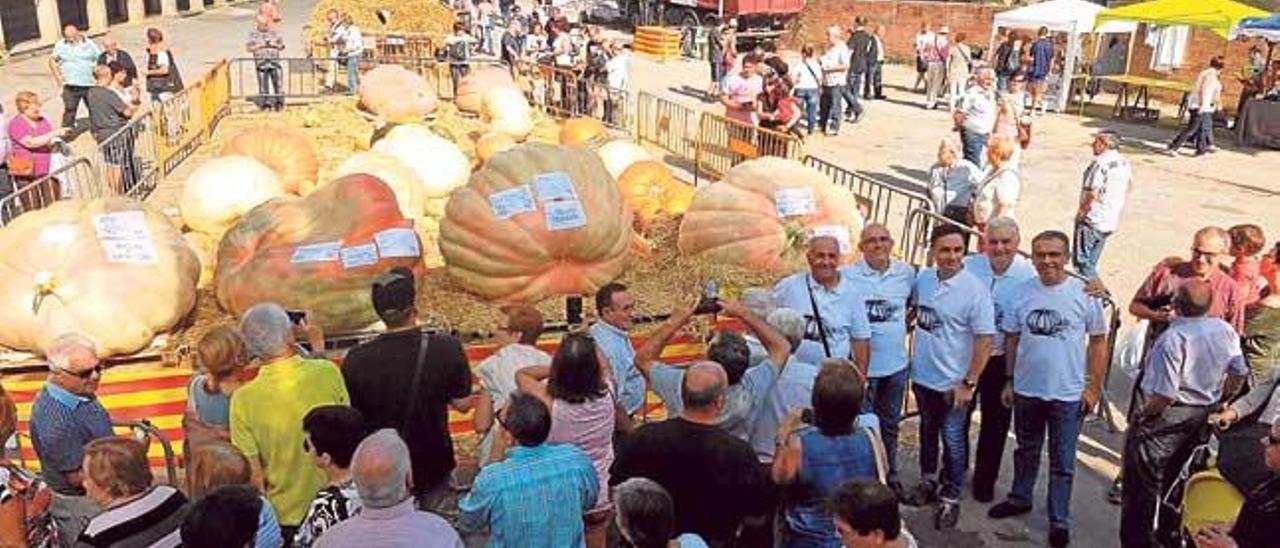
[1, 0, 236, 54]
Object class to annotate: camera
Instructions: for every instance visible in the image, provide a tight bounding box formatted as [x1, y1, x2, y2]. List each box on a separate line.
[566, 295, 584, 326]
[285, 309, 307, 325]
[694, 280, 722, 315]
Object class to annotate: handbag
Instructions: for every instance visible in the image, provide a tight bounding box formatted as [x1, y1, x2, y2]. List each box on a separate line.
[7, 154, 34, 177]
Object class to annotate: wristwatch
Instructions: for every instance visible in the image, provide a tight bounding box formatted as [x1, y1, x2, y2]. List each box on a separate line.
[962, 378, 978, 389]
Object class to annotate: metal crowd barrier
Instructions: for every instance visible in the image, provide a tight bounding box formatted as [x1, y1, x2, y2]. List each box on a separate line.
[531, 64, 632, 130]
[804, 156, 936, 266]
[93, 115, 161, 200]
[694, 111, 802, 183]
[635, 90, 699, 166]
[0, 155, 99, 226]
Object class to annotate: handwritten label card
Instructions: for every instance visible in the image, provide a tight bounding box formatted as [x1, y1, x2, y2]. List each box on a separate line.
[774, 188, 817, 218]
[810, 225, 852, 255]
[94, 211, 158, 264]
[545, 200, 587, 231]
[533, 172, 578, 203]
[374, 228, 421, 258]
[291, 241, 342, 264]
[488, 185, 537, 220]
[340, 244, 379, 269]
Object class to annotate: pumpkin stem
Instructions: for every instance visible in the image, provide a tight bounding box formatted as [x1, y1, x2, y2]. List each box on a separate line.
[32, 271, 58, 315]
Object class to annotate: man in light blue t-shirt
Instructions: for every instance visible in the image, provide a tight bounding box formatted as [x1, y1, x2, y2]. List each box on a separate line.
[49, 25, 101, 130]
[589, 283, 648, 417]
[987, 231, 1108, 548]
[962, 218, 1037, 503]
[772, 236, 872, 374]
[902, 224, 994, 530]
[843, 223, 915, 488]
[636, 298, 792, 441]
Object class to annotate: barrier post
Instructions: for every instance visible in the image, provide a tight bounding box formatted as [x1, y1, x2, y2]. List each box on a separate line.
[695, 111, 801, 182]
[634, 91, 699, 169]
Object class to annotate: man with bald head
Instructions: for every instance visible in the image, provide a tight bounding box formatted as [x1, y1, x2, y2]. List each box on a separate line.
[1131, 226, 1244, 338]
[1120, 280, 1248, 547]
[97, 36, 138, 90]
[612, 361, 769, 546]
[843, 223, 916, 490]
[773, 234, 872, 374]
[316, 429, 463, 547]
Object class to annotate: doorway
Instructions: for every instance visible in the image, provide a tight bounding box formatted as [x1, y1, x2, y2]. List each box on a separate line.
[0, 0, 41, 50]
[56, 0, 89, 30]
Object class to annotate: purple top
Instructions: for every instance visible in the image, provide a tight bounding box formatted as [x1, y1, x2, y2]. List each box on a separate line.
[7, 115, 53, 177]
[547, 393, 616, 508]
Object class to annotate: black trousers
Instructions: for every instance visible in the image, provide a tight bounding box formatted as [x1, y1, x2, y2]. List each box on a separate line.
[865, 61, 883, 98]
[972, 355, 1010, 496]
[61, 84, 91, 129]
[1119, 401, 1211, 548]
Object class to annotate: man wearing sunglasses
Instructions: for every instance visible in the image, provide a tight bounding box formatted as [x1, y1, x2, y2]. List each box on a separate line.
[29, 333, 114, 545]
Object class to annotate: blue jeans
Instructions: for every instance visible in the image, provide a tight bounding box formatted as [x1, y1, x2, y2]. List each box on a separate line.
[863, 368, 908, 483]
[842, 71, 864, 118]
[1010, 395, 1084, 530]
[346, 53, 362, 94]
[1073, 221, 1110, 279]
[255, 63, 282, 109]
[913, 384, 974, 501]
[960, 129, 988, 169]
[820, 85, 844, 132]
[795, 88, 819, 134]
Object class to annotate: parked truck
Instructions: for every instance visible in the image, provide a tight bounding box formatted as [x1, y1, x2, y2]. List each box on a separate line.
[584, 0, 804, 44]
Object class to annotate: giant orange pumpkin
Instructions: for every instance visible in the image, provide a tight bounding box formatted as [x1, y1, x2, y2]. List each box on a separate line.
[559, 117, 608, 148]
[439, 143, 633, 302]
[219, 125, 320, 195]
[214, 174, 428, 331]
[678, 157, 864, 271]
[616, 160, 695, 229]
[456, 66, 518, 114]
[358, 65, 439, 122]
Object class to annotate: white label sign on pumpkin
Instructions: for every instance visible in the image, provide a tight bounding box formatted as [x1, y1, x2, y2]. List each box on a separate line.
[291, 241, 342, 264]
[533, 172, 578, 202]
[488, 185, 537, 220]
[774, 188, 816, 218]
[340, 244, 379, 269]
[544, 200, 587, 231]
[810, 225, 852, 255]
[94, 211, 158, 264]
[374, 228, 421, 258]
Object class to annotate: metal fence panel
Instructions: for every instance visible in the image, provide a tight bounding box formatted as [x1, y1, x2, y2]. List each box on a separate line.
[635, 90, 698, 165]
[94, 115, 161, 201]
[696, 111, 802, 182]
[0, 157, 99, 226]
[529, 64, 632, 131]
[803, 155, 936, 266]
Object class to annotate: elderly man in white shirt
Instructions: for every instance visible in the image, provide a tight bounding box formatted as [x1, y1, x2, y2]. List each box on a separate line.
[953, 67, 999, 168]
[1074, 129, 1131, 279]
[819, 26, 852, 136]
[772, 235, 872, 375]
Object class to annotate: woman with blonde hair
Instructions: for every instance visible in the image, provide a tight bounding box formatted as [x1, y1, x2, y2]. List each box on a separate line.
[78, 437, 188, 546]
[928, 138, 981, 229]
[184, 326, 250, 449]
[971, 136, 1021, 231]
[186, 441, 283, 548]
[7, 91, 67, 208]
[0, 383, 54, 547]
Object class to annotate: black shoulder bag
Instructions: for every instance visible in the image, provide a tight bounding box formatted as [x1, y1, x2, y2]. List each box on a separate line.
[399, 333, 431, 438]
[806, 275, 834, 359]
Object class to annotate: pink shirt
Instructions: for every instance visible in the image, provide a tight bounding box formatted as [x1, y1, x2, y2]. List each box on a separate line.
[547, 394, 615, 508]
[7, 115, 53, 178]
[723, 72, 763, 124]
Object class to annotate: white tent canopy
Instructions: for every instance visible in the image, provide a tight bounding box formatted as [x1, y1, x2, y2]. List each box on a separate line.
[989, 0, 1139, 112]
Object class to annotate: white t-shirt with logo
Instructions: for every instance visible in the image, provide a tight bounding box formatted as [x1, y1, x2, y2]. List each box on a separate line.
[962, 254, 1037, 357]
[843, 260, 916, 378]
[773, 271, 873, 365]
[911, 268, 996, 391]
[1002, 277, 1108, 401]
[820, 43, 851, 87]
[1082, 149, 1131, 233]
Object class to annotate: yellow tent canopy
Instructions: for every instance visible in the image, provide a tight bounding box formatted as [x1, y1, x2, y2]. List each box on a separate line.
[1094, 0, 1269, 39]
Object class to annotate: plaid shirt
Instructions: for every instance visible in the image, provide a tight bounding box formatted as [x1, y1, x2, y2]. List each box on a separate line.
[459, 443, 599, 548]
[247, 29, 284, 61]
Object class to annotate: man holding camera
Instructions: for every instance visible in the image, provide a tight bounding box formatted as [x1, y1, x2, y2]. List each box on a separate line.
[634, 297, 792, 441]
[771, 235, 872, 376]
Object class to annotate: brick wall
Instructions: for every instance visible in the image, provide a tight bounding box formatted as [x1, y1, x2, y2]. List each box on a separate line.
[785, 0, 1258, 111]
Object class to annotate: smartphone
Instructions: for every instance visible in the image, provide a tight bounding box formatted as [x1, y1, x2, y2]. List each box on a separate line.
[285, 309, 307, 325]
[566, 295, 584, 326]
[694, 280, 722, 315]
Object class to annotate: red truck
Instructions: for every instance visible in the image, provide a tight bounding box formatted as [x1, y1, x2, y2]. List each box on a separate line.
[627, 0, 806, 39]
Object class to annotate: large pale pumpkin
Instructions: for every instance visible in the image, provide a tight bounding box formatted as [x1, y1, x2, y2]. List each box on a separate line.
[678, 157, 864, 271]
[559, 117, 608, 148]
[219, 125, 320, 195]
[597, 139, 654, 180]
[0, 198, 199, 357]
[334, 151, 427, 220]
[180, 155, 287, 236]
[616, 160, 695, 228]
[481, 87, 534, 142]
[369, 124, 470, 218]
[456, 66, 518, 113]
[214, 174, 428, 332]
[439, 143, 633, 302]
[358, 65, 438, 122]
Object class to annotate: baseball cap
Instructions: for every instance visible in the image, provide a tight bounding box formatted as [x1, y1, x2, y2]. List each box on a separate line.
[371, 267, 416, 319]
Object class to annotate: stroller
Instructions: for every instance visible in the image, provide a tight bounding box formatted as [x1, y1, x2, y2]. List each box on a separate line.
[1157, 427, 1246, 547]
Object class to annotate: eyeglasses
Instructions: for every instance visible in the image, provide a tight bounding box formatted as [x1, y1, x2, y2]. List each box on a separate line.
[302, 436, 313, 453]
[57, 364, 103, 379]
[1192, 247, 1224, 260]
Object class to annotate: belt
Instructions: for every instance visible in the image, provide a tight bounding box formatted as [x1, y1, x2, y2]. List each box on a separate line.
[1170, 402, 1214, 409]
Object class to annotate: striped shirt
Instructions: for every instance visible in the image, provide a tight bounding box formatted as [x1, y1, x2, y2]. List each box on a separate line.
[78, 485, 187, 547]
[459, 443, 599, 548]
[29, 383, 113, 495]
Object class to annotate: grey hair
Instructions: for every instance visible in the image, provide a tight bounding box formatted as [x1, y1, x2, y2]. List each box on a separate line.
[976, 66, 997, 78]
[614, 478, 676, 548]
[766, 307, 806, 349]
[46, 333, 97, 371]
[985, 216, 1020, 239]
[740, 287, 778, 319]
[239, 303, 294, 360]
[1096, 132, 1121, 150]
[351, 429, 411, 509]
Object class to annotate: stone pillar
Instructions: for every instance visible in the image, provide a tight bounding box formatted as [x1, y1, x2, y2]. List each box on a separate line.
[127, 0, 146, 23]
[88, 0, 110, 33]
[187, 0, 204, 14]
[37, 0, 63, 44]
[161, 0, 178, 16]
